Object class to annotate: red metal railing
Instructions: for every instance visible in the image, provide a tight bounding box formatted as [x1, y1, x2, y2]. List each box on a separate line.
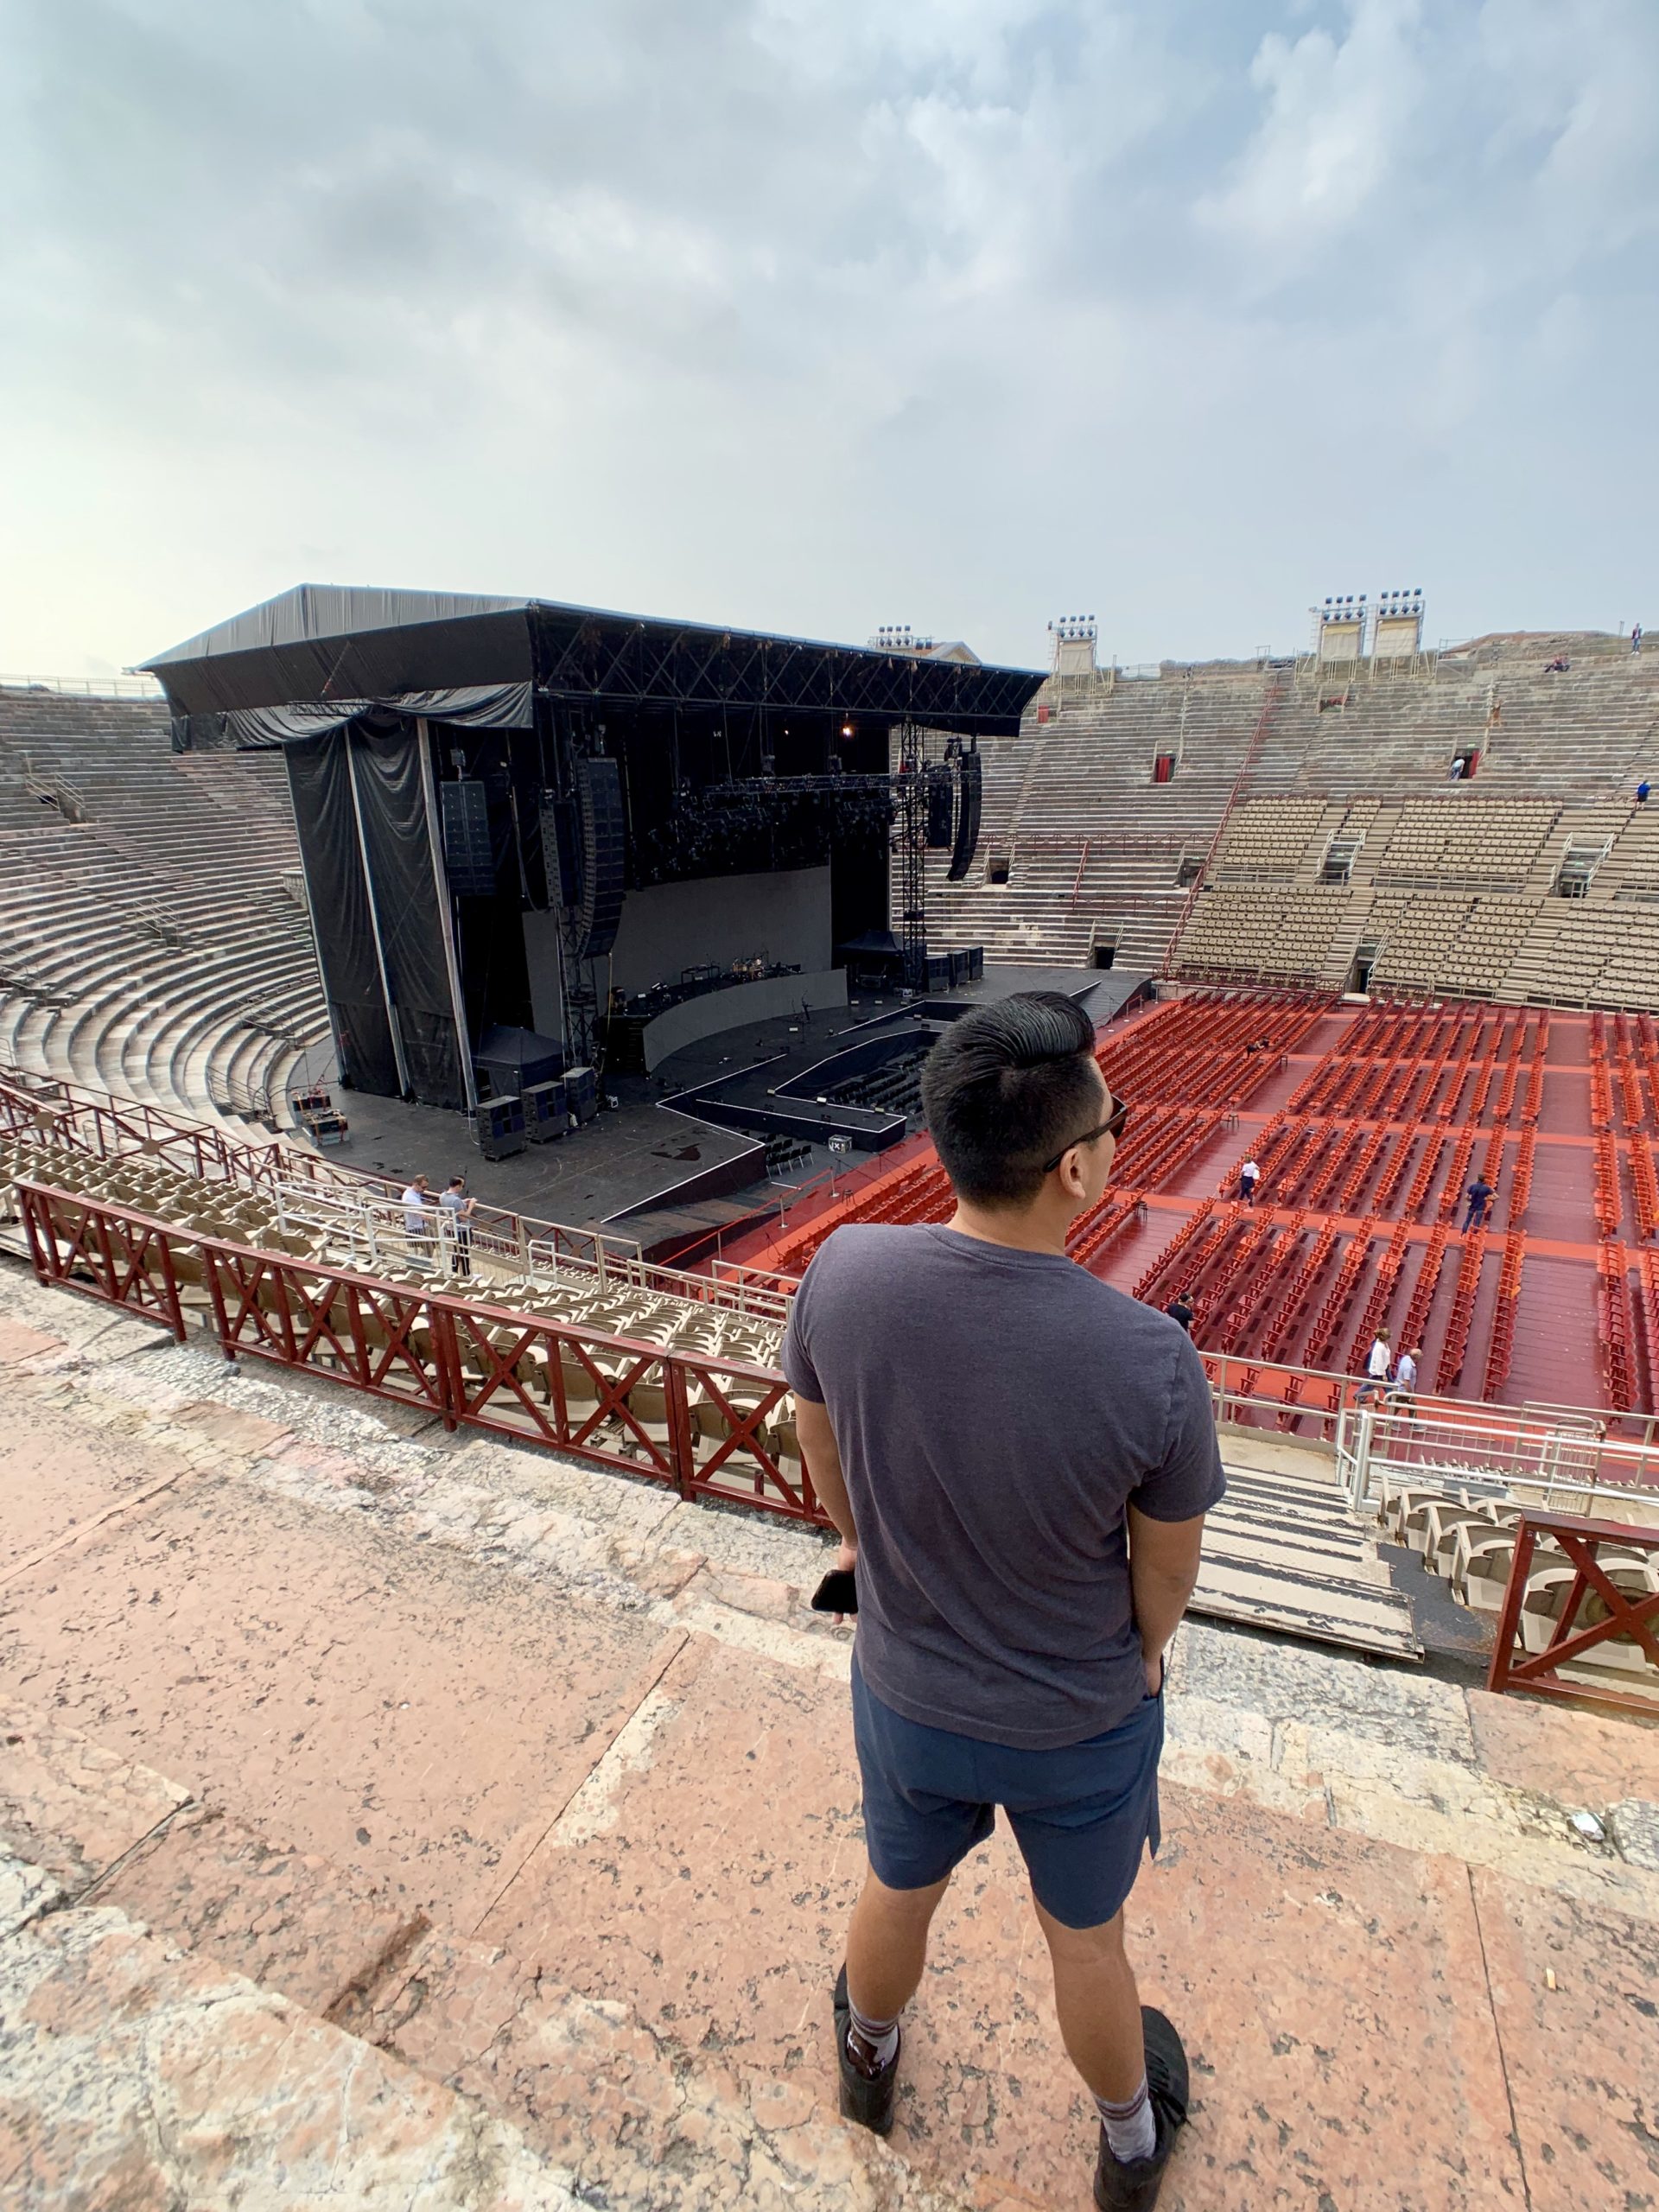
[17, 1180, 818, 1525]
[1488, 1510, 1659, 1713]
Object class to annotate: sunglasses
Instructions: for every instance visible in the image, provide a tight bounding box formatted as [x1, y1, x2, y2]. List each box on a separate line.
[1044, 1094, 1131, 1175]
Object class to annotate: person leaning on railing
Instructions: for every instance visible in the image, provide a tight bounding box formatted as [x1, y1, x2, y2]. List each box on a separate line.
[784, 991, 1224, 2211]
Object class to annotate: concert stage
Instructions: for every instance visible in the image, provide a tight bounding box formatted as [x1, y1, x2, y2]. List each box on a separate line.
[301, 964, 1150, 1245]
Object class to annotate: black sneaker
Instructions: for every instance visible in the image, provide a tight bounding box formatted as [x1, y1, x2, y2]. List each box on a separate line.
[1093, 2005, 1191, 2211]
[832, 1964, 900, 2136]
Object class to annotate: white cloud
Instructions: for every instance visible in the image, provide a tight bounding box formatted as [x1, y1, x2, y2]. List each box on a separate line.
[0, 0, 1655, 677]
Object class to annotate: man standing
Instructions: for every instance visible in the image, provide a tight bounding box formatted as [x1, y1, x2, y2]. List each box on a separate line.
[1238, 1157, 1261, 1207]
[1464, 1176, 1494, 1232]
[439, 1174, 477, 1276]
[1164, 1288, 1195, 1336]
[784, 993, 1224, 2209]
[1638, 780, 1649, 807]
[400, 1173, 431, 1257]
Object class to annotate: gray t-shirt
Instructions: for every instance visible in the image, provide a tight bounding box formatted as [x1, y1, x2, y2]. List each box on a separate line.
[783, 1224, 1225, 1750]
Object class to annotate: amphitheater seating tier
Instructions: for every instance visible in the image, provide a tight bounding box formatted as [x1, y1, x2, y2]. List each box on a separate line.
[0, 690, 327, 1128]
[922, 634, 1659, 1008]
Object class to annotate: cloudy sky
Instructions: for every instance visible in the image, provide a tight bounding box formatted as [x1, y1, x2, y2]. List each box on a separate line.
[2, 0, 1655, 677]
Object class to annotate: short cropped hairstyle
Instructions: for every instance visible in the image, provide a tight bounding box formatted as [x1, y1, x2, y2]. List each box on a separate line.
[920, 991, 1102, 1208]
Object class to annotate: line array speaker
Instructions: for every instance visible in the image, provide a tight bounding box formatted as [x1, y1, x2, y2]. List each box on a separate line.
[441, 779, 495, 898]
[945, 750, 982, 882]
[925, 767, 954, 849]
[571, 757, 626, 958]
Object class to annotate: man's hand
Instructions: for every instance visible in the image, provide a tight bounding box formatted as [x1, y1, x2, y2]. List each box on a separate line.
[834, 1538, 857, 1574]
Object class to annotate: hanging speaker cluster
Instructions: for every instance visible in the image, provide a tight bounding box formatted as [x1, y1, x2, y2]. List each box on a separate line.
[945, 750, 982, 881]
[571, 756, 626, 958]
[925, 766, 954, 849]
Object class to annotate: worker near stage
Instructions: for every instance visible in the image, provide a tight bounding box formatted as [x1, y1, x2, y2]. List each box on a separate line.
[439, 1174, 477, 1276]
[1357, 1327, 1392, 1404]
[1238, 1157, 1261, 1206]
[1464, 1176, 1495, 1232]
[1164, 1288, 1196, 1336]
[400, 1173, 431, 1255]
[784, 991, 1223, 2208]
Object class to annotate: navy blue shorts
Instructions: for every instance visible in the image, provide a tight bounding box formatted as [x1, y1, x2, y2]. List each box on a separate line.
[850, 1655, 1163, 1930]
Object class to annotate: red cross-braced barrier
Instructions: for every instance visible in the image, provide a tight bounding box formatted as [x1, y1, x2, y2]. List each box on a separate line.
[16, 1179, 823, 1525]
[1488, 1512, 1659, 1714]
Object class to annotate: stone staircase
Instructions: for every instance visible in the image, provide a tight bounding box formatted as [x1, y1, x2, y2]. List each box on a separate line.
[1, 1700, 959, 2212]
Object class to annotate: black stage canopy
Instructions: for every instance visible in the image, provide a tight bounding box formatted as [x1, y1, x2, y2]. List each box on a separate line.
[141, 583, 1042, 736]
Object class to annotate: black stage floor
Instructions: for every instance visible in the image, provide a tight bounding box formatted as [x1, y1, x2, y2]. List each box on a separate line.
[301, 964, 1148, 1242]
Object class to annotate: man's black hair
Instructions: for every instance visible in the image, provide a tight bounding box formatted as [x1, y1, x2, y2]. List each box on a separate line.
[919, 990, 1103, 1208]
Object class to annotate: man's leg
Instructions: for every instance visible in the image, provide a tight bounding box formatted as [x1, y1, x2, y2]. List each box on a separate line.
[1033, 1897, 1145, 2103]
[845, 1865, 950, 2026]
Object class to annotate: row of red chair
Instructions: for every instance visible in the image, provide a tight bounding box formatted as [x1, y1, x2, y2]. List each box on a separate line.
[1597, 1241, 1637, 1409]
[1131, 1198, 1217, 1304]
[1398, 1224, 1451, 1355]
[1592, 1127, 1623, 1241]
[1437, 1128, 1478, 1224]
[1258, 1221, 1341, 1363]
[1435, 1224, 1489, 1387]
[1481, 1233, 1524, 1401]
[1300, 1230, 1376, 1370]
[1507, 1127, 1537, 1226]
[1344, 1218, 1413, 1375]
[1192, 1210, 1287, 1351]
[1633, 1135, 1659, 1243]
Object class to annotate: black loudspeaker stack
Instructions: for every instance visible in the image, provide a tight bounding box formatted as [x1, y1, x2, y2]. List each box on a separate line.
[441, 779, 496, 897]
[523, 1078, 567, 1141]
[924, 952, 953, 993]
[565, 1064, 598, 1124]
[945, 750, 983, 881]
[572, 757, 626, 958]
[478, 1094, 527, 1160]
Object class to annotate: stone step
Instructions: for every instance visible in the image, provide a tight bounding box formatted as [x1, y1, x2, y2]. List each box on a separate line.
[0, 1699, 977, 2212]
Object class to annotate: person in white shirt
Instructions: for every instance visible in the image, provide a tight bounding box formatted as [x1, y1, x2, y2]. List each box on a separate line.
[1357, 1327, 1392, 1403]
[401, 1174, 431, 1252]
[1392, 1344, 1420, 1398]
[1238, 1159, 1261, 1207]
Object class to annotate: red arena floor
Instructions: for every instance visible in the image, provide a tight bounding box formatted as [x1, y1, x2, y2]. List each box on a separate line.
[728, 990, 1657, 1428]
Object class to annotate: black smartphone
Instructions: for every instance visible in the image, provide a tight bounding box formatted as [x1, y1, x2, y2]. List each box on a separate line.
[810, 1567, 858, 1615]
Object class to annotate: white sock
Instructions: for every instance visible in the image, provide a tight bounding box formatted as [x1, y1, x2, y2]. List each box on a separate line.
[1097, 2075, 1156, 2163]
[847, 1997, 899, 2069]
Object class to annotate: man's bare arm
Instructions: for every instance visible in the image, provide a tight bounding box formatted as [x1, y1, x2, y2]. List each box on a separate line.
[794, 1394, 858, 1568]
[1127, 1505, 1206, 1693]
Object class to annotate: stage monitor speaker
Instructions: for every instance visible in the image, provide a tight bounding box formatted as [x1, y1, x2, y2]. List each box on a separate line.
[565, 1063, 599, 1124]
[945, 751, 982, 881]
[965, 945, 984, 982]
[441, 779, 496, 897]
[923, 952, 953, 993]
[571, 757, 626, 959]
[478, 1094, 527, 1160]
[949, 950, 971, 987]
[523, 1078, 567, 1141]
[925, 768, 954, 849]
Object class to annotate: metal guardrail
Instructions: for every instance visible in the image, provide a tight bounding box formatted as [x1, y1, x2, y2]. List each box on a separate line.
[17, 1179, 815, 1524]
[0, 673, 165, 700]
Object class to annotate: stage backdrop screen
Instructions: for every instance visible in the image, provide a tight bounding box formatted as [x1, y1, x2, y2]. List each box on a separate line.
[607, 866, 831, 997]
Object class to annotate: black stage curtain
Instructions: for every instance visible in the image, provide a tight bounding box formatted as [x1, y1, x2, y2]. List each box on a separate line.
[283, 731, 398, 1096]
[171, 683, 533, 753]
[353, 723, 465, 1109]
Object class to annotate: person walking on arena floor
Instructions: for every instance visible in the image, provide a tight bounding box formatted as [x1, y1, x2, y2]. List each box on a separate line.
[1164, 1287, 1195, 1336]
[1357, 1326, 1393, 1405]
[1464, 1175, 1495, 1232]
[1238, 1156, 1261, 1206]
[783, 992, 1224, 2209]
